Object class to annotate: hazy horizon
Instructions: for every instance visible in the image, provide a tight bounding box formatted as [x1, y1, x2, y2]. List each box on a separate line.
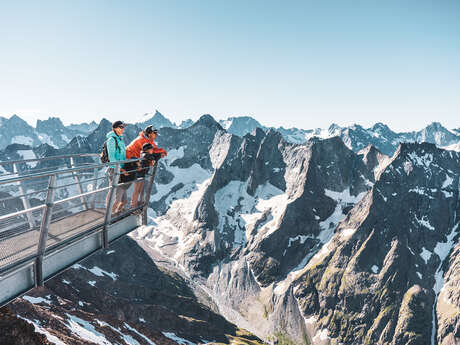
[1, 1, 459, 132]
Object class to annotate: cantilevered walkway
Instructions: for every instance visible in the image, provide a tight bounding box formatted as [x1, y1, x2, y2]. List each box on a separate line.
[0, 153, 156, 306]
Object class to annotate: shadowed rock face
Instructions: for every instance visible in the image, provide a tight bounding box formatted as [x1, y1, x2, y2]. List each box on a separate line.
[6, 237, 262, 345]
[438, 240, 460, 345]
[0, 306, 52, 345]
[295, 143, 460, 344]
[135, 125, 460, 343]
[358, 144, 390, 179]
[134, 119, 381, 342]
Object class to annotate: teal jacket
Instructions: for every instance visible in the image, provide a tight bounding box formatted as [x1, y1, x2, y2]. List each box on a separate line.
[106, 131, 126, 165]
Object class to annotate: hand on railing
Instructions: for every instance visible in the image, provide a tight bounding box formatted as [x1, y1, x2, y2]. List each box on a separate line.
[120, 168, 130, 176]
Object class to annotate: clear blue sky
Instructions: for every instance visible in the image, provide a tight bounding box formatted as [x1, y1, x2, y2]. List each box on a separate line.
[1, 0, 459, 131]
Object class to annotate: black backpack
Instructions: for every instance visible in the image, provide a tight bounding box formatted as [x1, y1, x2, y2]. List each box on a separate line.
[100, 137, 120, 163]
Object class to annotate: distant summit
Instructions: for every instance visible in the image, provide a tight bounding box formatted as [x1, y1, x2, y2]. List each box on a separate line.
[137, 110, 175, 129]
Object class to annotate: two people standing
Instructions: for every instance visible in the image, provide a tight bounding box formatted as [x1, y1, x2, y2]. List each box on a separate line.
[105, 121, 166, 215]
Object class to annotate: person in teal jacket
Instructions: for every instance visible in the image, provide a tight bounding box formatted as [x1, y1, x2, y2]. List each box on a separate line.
[105, 120, 129, 214]
[106, 124, 127, 163]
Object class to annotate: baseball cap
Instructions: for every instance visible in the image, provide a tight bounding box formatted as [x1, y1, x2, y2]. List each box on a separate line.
[112, 120, 125, 129]
[144, 125, 158, 135]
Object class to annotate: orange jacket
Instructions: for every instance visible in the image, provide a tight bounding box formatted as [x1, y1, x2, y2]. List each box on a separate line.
[126, 131, 167, 159]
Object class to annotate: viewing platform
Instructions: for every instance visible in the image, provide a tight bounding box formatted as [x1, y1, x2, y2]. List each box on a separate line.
[0, 153, 156, 307]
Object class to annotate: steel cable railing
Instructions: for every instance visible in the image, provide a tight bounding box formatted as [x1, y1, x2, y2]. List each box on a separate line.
[0, 153, 157, 287]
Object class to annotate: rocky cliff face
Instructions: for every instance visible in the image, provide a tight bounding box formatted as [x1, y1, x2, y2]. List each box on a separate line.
[294, 143, 460, 344]
[357, 145, 391, 179]
[131, 116, 376, 342]
[3, 237, 262, 345]
[131, 118, 460, 344]
[0, 115, 41, 150]
[36, 117, 81, 148]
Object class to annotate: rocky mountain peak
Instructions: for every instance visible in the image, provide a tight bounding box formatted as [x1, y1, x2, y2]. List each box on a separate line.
[372, 122, 391, 132]
[179, 119, 194, 128]
[98, 118, 113, 129]
[249, 126, 268, 140]
[426, 121, 444, 130]
[394, 141, 439, 157]
[192, 114, 222, 130]
[328, 123, 342, 133]
[138, 110, 175, 129]
[358, 144, 389, 179]
[36, 117, 65, 130]
[34, 143, 59, 159]
[8, 114, 29, 125]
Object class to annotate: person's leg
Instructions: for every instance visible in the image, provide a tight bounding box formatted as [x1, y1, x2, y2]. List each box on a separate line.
[131, 181, 141, 208]
[112, 184, 125, 214]
[114, 186, 129, 213]
[137, 181, 145, 204]
[130, 181, 145, 215]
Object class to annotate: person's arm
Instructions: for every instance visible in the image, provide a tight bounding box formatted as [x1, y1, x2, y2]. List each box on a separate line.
[152, 147, 167, 157]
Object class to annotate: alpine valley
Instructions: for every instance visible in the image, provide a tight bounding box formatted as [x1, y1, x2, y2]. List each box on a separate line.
[0, 112, 459, 345]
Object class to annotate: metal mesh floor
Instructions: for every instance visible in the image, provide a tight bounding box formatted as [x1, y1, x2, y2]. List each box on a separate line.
[0, 209, 106, 270]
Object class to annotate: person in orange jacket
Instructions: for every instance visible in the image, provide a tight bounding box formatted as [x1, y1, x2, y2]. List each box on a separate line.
[126, 125, 167, 210]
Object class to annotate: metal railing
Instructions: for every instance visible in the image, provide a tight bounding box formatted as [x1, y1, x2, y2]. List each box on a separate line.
[0, 153, 157, 287]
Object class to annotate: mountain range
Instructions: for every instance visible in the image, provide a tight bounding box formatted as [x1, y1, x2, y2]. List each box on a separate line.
[1, 111, 459, 157]
[0, 113, 459, 344]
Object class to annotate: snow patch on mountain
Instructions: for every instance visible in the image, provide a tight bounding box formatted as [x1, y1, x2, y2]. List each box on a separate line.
[11, 135, 34, 146]
[17, 150, 38, 168]
[96, 320, 142, 345]
[37, 133, 58, 148]
[65, 314, 111, 345]
[274, 187, 366, 295]
[420, 247, 432, 264]
[124, 323, 157, 345]
[162, 332, 196, 345]
[22, 295, 52, 305]
[150, 146, 211, 207]
[209, 132, 232, 169]
[431, 221, 459, 345]
[72, 264, 118, 281]
[18, 316, 67, 345]
[442, 174, 454, 189]
[214, 180, 286, 248]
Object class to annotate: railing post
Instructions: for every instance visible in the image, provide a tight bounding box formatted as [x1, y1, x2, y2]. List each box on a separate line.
[142, 163, 157, 225]
[102, 163, 120, 248]
[13, 163, 35, 229]
[35, 174, 56, 287]
[70, 157, 89, 211]
[90, 166, 99, 209]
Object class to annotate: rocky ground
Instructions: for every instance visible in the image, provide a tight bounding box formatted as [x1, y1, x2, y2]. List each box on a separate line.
[2, 237, 263, 345]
